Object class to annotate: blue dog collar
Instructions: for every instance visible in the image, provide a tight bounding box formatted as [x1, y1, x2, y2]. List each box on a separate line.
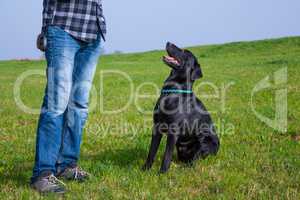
[161, 89, 193, 94]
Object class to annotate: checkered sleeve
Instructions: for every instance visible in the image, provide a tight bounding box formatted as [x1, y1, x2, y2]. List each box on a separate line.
[41, 0, 56, 34]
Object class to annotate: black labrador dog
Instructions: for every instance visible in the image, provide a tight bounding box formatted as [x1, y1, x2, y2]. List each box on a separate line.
[143, 42, 220, 173]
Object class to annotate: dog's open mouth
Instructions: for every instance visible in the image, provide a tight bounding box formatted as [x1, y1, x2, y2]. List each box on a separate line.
[163, 55, 180, 66]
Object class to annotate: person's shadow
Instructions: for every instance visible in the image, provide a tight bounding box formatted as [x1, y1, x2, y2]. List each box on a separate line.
[81, 146, 149, 169]
[0, 161, 32, 187]
[0, 147, 148, 187]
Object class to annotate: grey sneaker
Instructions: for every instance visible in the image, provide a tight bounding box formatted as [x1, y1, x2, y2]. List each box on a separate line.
[31, 174, 66, 194]
[57, 166, 90, 182]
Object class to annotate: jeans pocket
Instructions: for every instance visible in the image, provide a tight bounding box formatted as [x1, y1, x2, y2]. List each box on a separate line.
[47, 26, 63, 35]
[46, 26, 76, 51]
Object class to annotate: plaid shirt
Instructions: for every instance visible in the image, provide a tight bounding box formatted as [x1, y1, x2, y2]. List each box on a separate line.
[42, 0, 106, 42]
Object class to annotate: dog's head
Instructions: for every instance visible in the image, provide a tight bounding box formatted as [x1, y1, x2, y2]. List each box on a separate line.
[163, 42, 203, 82]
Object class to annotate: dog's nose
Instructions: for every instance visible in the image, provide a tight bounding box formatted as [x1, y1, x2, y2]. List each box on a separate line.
[166, 42, 172, 47]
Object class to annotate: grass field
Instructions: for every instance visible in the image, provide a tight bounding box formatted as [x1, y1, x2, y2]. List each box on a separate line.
[0, 37, 300, 199]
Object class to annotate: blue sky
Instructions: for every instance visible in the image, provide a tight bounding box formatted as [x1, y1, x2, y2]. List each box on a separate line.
[0, 0, 299, 60]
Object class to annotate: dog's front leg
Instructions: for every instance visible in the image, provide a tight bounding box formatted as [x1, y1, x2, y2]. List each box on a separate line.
[142, 125, 162, 171]
[160, 133, 178, 173]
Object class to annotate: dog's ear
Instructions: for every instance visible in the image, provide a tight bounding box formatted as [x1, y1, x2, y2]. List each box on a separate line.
[186, 55, 203, 80]
[191, 65, 203, 80]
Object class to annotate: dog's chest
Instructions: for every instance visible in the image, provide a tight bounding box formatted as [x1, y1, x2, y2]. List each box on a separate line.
[153, 95, 195, 123]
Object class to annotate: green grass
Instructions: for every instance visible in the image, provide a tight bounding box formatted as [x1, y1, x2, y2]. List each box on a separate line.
[0, 36, 300, 199]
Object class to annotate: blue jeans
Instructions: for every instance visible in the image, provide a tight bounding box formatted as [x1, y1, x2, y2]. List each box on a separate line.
[32, 26, 101, 181]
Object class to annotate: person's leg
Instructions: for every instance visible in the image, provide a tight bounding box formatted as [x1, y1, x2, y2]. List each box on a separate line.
[56, 35, 102, 174]
[31, 26, 80, 182]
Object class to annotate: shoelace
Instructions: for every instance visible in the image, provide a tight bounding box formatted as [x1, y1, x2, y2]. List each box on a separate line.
[72, 167, 89, 179]
[48, 174, 66, 186]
